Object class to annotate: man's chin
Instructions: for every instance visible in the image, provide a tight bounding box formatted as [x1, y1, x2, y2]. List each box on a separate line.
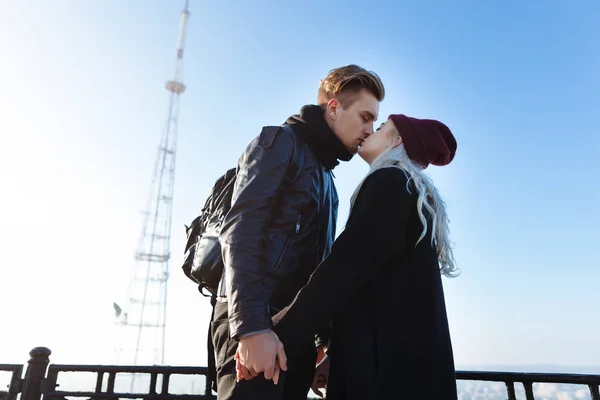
[348, 145, 359, 155]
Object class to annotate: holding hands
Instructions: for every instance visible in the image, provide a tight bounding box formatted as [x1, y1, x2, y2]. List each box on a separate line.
[234, 330, 287, 385]
[235, 333, 330, 398]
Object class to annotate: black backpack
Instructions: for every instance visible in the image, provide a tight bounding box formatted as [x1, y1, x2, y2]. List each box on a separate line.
[181, 167, 237, 296]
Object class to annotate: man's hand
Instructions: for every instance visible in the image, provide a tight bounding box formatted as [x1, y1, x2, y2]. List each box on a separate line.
[235, 330, 288, 385]
[311, 354, 330, 398]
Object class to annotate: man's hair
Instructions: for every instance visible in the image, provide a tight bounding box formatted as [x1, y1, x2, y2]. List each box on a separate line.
[318, 64, 385, 108]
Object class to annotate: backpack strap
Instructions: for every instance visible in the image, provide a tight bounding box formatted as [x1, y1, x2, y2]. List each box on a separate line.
[206, 293, 218, 392]
[280, 124, 302, 185]
[257, 124, 302, 187]
[258, 126, 280, 149]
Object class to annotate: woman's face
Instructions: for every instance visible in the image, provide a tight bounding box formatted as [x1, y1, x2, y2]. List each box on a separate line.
[358, 119, 402, 164]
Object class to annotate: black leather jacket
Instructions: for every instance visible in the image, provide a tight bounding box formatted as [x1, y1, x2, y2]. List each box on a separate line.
[217, 124, 338, 340]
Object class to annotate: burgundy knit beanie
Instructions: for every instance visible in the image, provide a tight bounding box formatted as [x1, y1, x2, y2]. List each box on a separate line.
[388, 114, 457, 169]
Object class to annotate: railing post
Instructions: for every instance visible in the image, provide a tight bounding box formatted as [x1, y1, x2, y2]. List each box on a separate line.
[590, 383, 600, 400]
[523, 381, 534, 400]
[20, 347, 51, 400]
[505, 381, 517, 400]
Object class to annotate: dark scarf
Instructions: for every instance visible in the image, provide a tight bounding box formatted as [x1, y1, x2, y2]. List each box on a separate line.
[285, 105, 353, 170]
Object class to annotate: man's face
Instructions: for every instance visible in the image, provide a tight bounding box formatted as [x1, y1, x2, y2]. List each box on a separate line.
[328, 89, 380, 154]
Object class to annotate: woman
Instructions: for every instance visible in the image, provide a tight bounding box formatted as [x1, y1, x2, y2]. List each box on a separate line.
[242, 114, 459, 399]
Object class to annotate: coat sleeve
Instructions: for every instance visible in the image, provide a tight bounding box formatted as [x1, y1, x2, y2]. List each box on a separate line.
[219, 126, 296, 340]
[273, 168, 413, 350]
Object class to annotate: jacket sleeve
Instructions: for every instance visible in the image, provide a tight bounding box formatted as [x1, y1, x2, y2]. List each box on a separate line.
[272, 168, 413, 351]
[219, 126, 296, 340]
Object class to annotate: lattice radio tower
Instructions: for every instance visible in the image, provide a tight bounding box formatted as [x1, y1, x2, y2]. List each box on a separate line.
[113, 0, 190, 389]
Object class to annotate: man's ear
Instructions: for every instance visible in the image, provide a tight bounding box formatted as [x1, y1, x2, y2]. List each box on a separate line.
[326, 99, 340, 120]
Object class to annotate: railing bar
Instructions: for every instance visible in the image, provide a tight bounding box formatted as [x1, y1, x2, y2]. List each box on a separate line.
[39, 366, 599, 379]
[107, 372, 116, 393]
[523, 381, 535, 400]
[456, 370, 600, 385]
[205, 373, 212, 396]
[505, 381, 517, 400]
[161, 373, 170, 395]
[42, 368, 59, 400]
[2, 363, 23, 400]
[0, 366, 23, 372]
[44, 391, 211, 399]
[14, 362, 600, 400]
[149, 372, 158, 395]
[94, 371, 104, 393]
[47, 364, 208, 374]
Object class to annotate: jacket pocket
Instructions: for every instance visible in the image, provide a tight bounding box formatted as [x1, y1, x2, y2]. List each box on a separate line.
[272, 235, 292, 272]
[267, 213, 302, 274]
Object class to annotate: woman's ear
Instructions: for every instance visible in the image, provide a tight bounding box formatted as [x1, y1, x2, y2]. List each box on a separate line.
[391, 134, 403, 149]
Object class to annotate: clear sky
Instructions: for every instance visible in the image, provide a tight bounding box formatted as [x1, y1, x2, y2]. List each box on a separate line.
[1, 0, 599, 371]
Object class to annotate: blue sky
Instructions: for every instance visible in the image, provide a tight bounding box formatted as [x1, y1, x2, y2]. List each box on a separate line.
[1, 0, 599, 371]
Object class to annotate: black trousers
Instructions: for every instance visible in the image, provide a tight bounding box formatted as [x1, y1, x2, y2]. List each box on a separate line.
[210, 301, 317, 400]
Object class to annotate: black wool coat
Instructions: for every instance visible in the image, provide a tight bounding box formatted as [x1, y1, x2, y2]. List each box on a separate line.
[273, 167, 458, 400]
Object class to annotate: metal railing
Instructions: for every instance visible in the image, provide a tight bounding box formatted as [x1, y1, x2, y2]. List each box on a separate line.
[0, 364, 23, 400]
[2, 347, 599, 400]
[457, 370, 600, 400]
[44, 364, 214, 400]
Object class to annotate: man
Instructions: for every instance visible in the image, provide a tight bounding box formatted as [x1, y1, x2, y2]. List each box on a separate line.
[212, 64, 385, 400]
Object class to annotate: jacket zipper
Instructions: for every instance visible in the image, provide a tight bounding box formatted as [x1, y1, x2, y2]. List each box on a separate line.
[295, 214, 302, 234]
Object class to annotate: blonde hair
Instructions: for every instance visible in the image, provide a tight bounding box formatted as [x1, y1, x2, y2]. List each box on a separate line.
[318, 64, 385, 108]
[350, 135, 459, 278]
